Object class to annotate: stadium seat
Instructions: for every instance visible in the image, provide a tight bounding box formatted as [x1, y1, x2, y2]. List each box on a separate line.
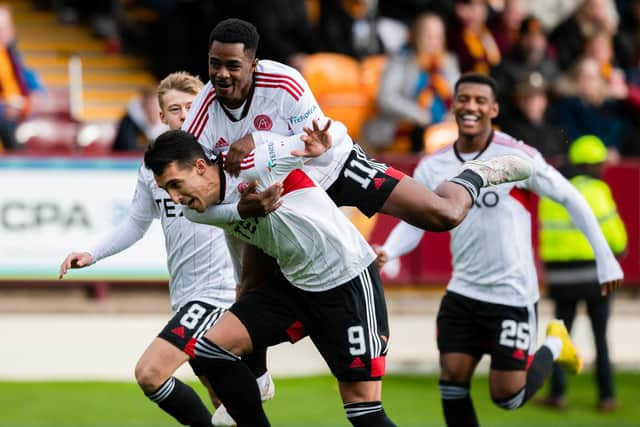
[303, 52, 361, 93]
[359, 54, 388, 136]
[360, 54, 387, 100]
[302, 52, 370, 139]
[76, 121, 117, 154]
[15, 117, 79, 154]
[29, 87, 71, 119]
[423, 121, 458, 154]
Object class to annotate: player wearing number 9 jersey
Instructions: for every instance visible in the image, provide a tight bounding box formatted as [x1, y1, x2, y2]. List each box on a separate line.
[145, 126, 397, 427]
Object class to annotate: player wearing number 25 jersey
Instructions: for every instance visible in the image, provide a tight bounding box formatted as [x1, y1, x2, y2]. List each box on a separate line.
[375, 73, 622, 427]
[145, 127, 397, 427]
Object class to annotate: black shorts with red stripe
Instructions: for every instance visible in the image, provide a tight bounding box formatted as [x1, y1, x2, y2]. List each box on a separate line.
[437, 291, 537, 371]
[158, 300, 226, 375]
[230, 263, 390, 382]
[327, 144, 405, 217]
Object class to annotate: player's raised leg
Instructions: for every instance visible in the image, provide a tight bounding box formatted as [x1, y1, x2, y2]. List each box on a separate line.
[380, 154, 533, 231]
[489, 319, 582, 413]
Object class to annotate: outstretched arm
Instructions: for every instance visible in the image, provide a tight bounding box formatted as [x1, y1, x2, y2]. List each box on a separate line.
[531, 162, 624, 295]
[374, 220, 425, 270]
[185, 181, 283, 226]
[225, 119, 334, 175]
[59, 174, 155, 279]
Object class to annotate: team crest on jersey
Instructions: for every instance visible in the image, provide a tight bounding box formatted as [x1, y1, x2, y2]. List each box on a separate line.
[215, 137, 229, 149]
[237, 182, 250, 193]
[254, 114, 273, 130]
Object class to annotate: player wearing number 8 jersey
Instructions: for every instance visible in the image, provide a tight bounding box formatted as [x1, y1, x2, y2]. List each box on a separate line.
[374, 73, 624, 427]
[58, 72, 278, 427]
[145, 124, 396, 427]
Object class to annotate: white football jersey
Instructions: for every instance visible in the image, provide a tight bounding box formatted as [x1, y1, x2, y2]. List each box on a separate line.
[130, 166, 236, 312]
[406, 131, 621, 307]
[185, 134, 376, 292]
[182, 59, 352, 190]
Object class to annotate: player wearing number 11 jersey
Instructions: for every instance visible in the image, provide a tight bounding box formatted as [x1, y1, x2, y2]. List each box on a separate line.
[183, 18, 501, 233]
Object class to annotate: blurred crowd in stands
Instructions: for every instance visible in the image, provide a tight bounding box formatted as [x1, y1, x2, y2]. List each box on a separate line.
[4, 0, 640, 164]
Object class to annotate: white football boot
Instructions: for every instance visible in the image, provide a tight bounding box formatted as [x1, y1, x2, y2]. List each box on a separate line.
[463, 155, 533, 187]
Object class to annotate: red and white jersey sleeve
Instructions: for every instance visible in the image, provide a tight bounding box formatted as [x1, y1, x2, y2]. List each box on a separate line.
[187, 133, 375, 291]
[182, 60, 352, 190]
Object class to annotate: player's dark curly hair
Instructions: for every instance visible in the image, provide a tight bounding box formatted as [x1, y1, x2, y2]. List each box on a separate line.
[144, 130, 212, 176]
[208, 18, 259, 58]
[454, 72, 498, 100]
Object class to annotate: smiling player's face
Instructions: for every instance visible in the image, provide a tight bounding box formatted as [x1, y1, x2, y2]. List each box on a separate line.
[452, 82, 498, 139]
[208, 41, 257, 109]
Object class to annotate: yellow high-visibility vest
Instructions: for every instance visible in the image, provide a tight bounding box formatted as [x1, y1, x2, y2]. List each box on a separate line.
[539, 175, 627, 262]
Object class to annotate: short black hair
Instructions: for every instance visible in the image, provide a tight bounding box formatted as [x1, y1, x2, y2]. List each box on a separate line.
[144, 130, 211, 176]
[208, 18, 259, 58]
[454, 72, 498, 100]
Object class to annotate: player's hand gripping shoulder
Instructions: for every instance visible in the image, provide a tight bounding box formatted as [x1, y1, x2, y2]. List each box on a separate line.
[292, 119, 333, 158]
[237, 180, 283, 218]
[225, 134, 256, 177]
[58, 251, 93, 279]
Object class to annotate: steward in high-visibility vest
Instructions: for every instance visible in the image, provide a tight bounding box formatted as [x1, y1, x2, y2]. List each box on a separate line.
[538, 135, 627, 296]
[538, 134, 626, 411]
[539, 135, 627, 298]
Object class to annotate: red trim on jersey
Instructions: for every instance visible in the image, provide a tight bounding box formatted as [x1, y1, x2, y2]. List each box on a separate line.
[492, 132, 537, 157]
[194, 96, 215, 139]
[281, 169, 315, 196]
[184, 337, 197, 358]
[255, 83, 301, 100]
[239, 153, 255, 170]
[286, 320, 306, 343]
[370, 356, 386, 377]
[509, 187, 534, 212]
[188, 89, 215, 138]
[255, 76, 303, 98]
[385, 166, 406, 180]
[187, 88, 214, 134]
[255, 71, 304, 93]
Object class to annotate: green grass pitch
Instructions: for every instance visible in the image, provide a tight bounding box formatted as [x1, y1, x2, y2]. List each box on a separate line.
[1, 372, 638, 426]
